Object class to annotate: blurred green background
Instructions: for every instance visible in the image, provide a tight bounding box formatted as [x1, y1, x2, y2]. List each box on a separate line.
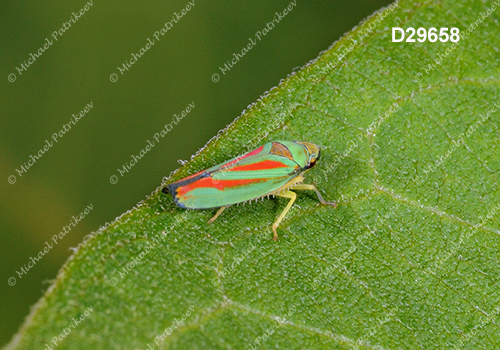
[0, 0, 392, 346]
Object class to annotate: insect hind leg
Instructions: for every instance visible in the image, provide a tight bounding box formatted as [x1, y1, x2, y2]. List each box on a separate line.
[272, 190, 297, 241]
[208, 206, 229, 224]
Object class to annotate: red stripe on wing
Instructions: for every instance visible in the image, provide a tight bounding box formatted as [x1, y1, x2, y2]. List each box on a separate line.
[176, 177, 265, 197]
[230, 160, 293, 172]
[223, 145, 265, 168]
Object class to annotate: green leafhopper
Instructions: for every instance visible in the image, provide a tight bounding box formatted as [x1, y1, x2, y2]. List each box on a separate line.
[163, 141, 336, 240]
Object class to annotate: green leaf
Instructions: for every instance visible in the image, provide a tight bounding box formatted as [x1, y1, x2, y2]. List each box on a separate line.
[7, 0, 500, 349]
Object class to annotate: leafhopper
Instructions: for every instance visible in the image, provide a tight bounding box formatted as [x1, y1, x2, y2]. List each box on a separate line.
[162, 141, 336, 240]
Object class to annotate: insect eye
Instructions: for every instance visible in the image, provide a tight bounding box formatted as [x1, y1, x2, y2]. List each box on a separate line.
[307, 159, 317, 169]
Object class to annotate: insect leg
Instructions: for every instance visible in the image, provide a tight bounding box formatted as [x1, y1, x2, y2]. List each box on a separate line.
[291, 184, 337, 207]
[272, 190, 297, 241]
[208, 206, 229, 224]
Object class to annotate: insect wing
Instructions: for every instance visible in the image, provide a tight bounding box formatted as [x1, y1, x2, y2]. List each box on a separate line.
[168, 142, 302, 209]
